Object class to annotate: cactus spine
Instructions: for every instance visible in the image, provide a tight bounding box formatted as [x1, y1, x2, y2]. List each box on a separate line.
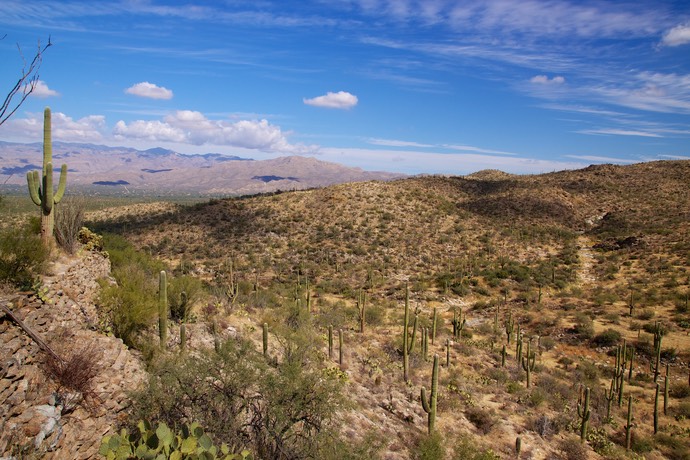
[577, 386, 591, 443]
[27, 107, 67, 245]
[420, 354, 439, 434]
[159, 271, 168, 348]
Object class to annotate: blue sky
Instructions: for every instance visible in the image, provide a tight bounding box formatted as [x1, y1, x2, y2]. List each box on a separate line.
[1, 0, 689, 175]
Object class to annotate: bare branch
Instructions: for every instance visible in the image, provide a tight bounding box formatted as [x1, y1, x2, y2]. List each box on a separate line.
[0, 36, 52, 126]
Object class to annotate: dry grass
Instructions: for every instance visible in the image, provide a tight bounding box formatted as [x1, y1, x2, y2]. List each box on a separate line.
[84, 160, 690, 459]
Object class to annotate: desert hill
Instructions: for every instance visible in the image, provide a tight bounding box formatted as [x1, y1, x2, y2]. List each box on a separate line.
[0, 141, 403, 195]
[2, 159, 689, 459]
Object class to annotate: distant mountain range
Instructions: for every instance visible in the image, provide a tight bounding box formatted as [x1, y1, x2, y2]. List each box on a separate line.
[0, 141, 403, 195]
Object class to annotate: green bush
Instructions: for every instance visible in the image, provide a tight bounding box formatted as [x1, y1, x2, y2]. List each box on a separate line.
[412, 432, 445, 460]
[451, 434, 500, 460]
[132, 331, 348, 459]
[592, 328, 622, 347]
[98, 264, 158, 348]
[168, 274, 204, 321]
[0, 224, 49, 289]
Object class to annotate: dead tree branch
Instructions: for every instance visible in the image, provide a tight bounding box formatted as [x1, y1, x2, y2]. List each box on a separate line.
[0, 35, 52, 126]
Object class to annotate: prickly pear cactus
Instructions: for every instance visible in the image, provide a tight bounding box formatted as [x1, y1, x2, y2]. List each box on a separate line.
[98, 420, 252, 459]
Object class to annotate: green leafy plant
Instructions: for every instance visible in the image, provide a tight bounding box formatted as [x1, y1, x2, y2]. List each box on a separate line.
[99, 420, 251, 459]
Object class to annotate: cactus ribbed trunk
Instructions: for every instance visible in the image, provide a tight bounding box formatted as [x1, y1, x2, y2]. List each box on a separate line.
[421, 354, 439, 434]
[27, 107, 67, 246]
[159, 271, 168, 348]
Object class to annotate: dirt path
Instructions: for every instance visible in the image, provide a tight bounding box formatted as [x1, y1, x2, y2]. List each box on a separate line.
[576, 235, 596, 287]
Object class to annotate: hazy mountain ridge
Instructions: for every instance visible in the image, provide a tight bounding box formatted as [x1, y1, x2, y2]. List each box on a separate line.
[0, 141, 402, 195]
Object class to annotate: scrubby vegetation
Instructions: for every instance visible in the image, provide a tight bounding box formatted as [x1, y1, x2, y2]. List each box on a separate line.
[3, 160, 690, 459]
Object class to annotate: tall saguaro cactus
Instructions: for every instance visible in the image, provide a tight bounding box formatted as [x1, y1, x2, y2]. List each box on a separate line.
[159, 271, 168, 348]
[421, 354, 439, 434]
[27, 107, 67, 245]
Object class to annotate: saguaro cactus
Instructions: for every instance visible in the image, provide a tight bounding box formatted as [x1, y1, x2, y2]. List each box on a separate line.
[27, 107, 67, 245]
[263, 323, 269, 357]
[625, 395, 634, 451]
[521, 339, 536, 388]
[328, 325, 333, 360]
[159, 271, 168, 348]
[403, 284, 418, 382]
[420, 354, 439, 434]
[577, 386, 591, 443]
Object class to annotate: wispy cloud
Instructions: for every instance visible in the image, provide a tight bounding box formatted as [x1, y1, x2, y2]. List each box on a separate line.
[125, 82, 174, 100]
[578, 128, 662, 138]
[303, 91, 358, 109]
[443, 144, 519, 156]
[368, 138, 433, 148]
[661, 23, 690, 47]
[531, 75, 565, 85]
[320, 146, 587, 175]
[565, 154, 638, 164]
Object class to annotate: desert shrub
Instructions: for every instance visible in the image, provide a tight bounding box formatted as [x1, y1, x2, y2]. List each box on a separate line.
[412, 431, 445, 460]
[574, 360, 600, 388]
[314, 299, 349, 330]
[167, 274, 204, 321]
[559, 436, 588, 460]
[592, 328, 622, 347]
[670, 382, 690, 399]
[675, 401, 690, 419]
[365, 303, 386, 327]
[43, 341, 100, 413]
[132, 333, 348, 460]
[450, 434, 500, 460]
[0, 223, 49, 289]
[540, 336, 556, 351]
[54, 196, 85, 254]
[572, 312, 594, 339]
[636, 309, 655, 320]
[655, 433, 690, 460]
[529, 414, 558, 438]
[465, 406, 496, 434]
[98, 264, 158, 348]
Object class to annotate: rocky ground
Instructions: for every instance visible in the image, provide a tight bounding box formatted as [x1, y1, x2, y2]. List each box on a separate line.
[0, 249, 145, 459]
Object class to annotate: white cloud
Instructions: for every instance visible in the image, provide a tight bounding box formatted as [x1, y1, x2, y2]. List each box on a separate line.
[114, 110, 318, 153]
[662, 23, 690, 46]
[23, 80, 59, 98]
[303, 91, 358, 109]
[125, 82, 174, 100]
[530, 75, 565, 85]
[3, 111, 105, 142]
